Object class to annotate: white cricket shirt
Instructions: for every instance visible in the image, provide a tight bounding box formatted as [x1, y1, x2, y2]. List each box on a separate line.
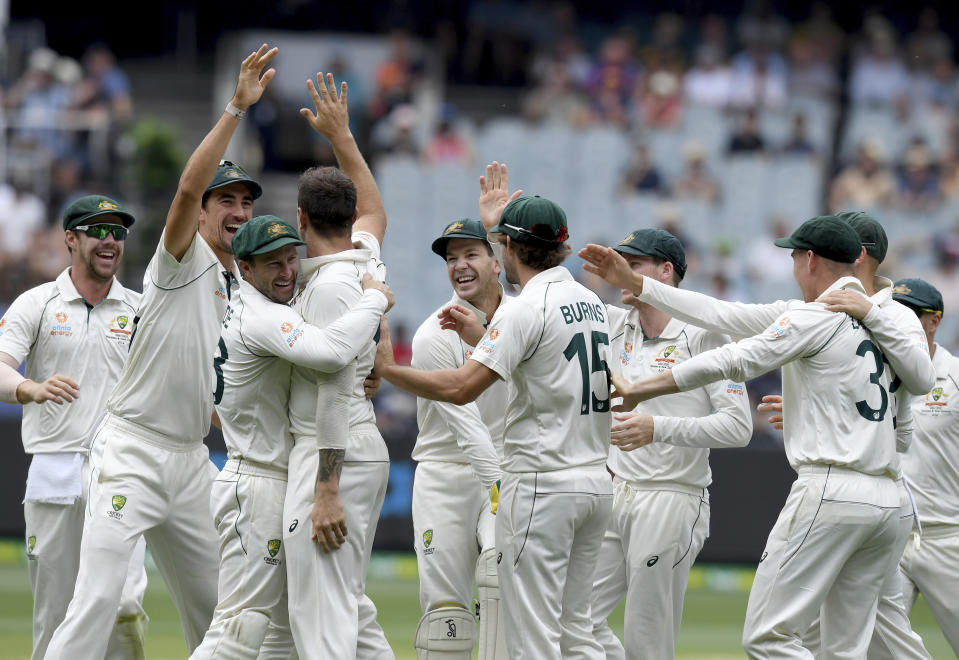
[107, 232, 239, 444]
[470, 266, 611, 474]
[215, 279, 389, 469]
[671, 277, 913, 476]
[0, 269, 139, 454]
[410, 290, 509, 488]
[288, 231, 388, 461]
[606, 306, 752, 488]
[904, 344, 959, 526]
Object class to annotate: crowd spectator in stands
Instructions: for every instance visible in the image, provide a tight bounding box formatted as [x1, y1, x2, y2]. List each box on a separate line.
[5, 48, 75, 157]
[371, 104, 422, 160]
[727, 109, 766, 156]
[729, 43, 788, 110]
[787, 31, 839, 99]
[939, 146, 959, 202]
[684, 44, 732, 108]
[69, 43, 132, 123]
[674, 141, 720, 202]
[829, 140, 895, 211]
[799, 3, 844, 66]
[639, 13, 687, 73]
[369, 29, 425, 122]
[897, 143, 941, 212]
[781, 112, 816, 157]
[0, 170, 46, 264]
[638, 69, 682, 129]
[618, 144, 665, 196]
[697, 14, 731, 62]
[424, 103, 473, 165]
[585, 34, 640, 127]
[905, 8, 953, 73]
[849, 24, 908, 109]
[521, 58, 591, 126]
[736, 0, 790, 55]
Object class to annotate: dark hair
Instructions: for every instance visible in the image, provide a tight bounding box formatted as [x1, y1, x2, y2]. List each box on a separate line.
[510, 240, 571, 271]
[297, 167, 356, 237]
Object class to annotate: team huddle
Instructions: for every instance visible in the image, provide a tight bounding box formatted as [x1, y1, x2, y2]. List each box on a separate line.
[3, 43, 957, 660]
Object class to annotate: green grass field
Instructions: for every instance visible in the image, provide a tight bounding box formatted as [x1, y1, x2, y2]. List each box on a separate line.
[0, 552, 953, 659]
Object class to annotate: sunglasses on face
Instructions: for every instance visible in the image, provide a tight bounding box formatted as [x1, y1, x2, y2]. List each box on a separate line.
[73, 224, 129, 241]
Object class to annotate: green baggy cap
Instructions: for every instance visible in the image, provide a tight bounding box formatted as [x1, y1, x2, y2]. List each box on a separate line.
[430, 218, 491, 257]
[773, 215, 861, 264]
[63, 194, 135, 230]
[206, 160, 262, 200]
[232, 215, 304, 261]
[614, 228, 688, 280]
[836, 210, 888, 263]
[490, 196, 569, 244]
[892, 278, 944, 315]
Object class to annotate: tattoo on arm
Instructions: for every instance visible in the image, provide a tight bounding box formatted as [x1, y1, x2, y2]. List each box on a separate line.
[318, 448, 345, 484]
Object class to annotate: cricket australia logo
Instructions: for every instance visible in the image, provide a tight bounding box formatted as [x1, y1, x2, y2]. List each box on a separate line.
[423, 529, 435, 555]
[926, 386, 949, 409]
[26, 535, 36, 557]
[109, 495, 127, 519]
[653, 344, 679, 371]
[264, 539, 282, 566]
[444, 221, 464, 235]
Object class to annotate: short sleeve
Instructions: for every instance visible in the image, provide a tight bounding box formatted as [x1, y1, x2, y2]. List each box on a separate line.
[0, 289, 45, 365]
[469, 300, 539, 381]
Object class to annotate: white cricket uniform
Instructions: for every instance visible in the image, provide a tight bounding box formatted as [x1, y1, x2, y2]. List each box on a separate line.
[283, 231, 394, 660]
[46, 232, 237, 659]
[410, 291, 508, 613]
[893, 343, 959, 654]
[469, 266, 613, 660]
[651, 276, 919, 657]
[590, 306, 752, 659]
[190, 278, 388, 659]
[0, 269, 148, 660]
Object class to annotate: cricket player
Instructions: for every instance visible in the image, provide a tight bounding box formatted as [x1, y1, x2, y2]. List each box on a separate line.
[580, 215, 934, 657]
[589, 228, 752, 659]
[45, 45, 278, 658]
[410, 218, 510, 659]
[378, 190, 614, 660]
[758, 212, 932, 659]
[281, 72, 394, 659]
[0, 195, 147, 660]
[889, 278, 959, 654]
[189, 215, 393, 659]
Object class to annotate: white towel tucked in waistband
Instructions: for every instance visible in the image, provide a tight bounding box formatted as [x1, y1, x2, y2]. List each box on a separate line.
[24, 452, 84, 504]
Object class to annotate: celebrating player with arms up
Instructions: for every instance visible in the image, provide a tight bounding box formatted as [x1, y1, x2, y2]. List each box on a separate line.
[378, 180, 613, 660]
[45, 45, 278, 658]
[190, 215, 392, 659]
[0, 196, 147, 660]
[589, 228, 752, 659]
[581, 215, 932, 657]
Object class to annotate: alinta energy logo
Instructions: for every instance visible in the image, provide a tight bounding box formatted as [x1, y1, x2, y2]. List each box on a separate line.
[281, 321, 303, 348]
[51, 312, 72, 337]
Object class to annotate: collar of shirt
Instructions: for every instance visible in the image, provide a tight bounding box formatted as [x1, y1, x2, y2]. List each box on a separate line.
[451, 282, 506, 326]
[625, 307, 686, 341]
[297, 248, 373, 286]
[56, 268, 128, 303]
[521, 265, 574, 292]
[933, 343, 953, 379]
[823, 275, 868, 297]
[869, 275, 894, 306]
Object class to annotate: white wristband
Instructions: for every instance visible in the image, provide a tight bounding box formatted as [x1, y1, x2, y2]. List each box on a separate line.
[225, 102, 246, 119]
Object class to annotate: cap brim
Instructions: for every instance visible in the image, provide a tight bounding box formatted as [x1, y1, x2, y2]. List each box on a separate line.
[243, 236, 305, 259]
[430, 233, 490, 257]
[894, 294, 941, 313]
[73, 209, 136, 228]
[773, 237, 800, 249]
[208, 179, 263, 200]
[613, 244, 656, 258]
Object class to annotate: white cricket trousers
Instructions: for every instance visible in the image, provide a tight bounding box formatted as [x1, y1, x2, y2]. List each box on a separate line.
[283, 424, 394, 660]
[742, 465, 902, 659]
[497, 466, 613, 660]
[895, 524, 959, 654]
[25, 456, 148, 660]
[44, 413, 220, 659]
[591, 480, 709, 659]
[189, 458, 293, 659]
[412, 461, 496, 611]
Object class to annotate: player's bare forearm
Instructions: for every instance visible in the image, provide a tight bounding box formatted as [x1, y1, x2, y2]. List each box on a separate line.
[382, 360, 498, 405]
[166, 45, 277, 259]
[312, 448, 347, 553]
[317, 448, 345, 488]
[333, 135, 386, 243]
[578, 244, 644, 294]
[610, 370, 678, 411]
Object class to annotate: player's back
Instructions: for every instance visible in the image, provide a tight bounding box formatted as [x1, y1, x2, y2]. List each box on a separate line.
[491, 267, 611, 473]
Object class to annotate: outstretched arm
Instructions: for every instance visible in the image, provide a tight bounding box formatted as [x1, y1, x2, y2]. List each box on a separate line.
[165, 45, 277, 260]
[301, 73, 387, 246]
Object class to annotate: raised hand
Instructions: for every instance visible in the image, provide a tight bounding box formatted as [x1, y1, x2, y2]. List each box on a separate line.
[361, 273, 395, 312]
[578, 244, 641, 293]
[438, 304, 486, 346]
[478, 161, 523, 231]
[300, 72, 350, 141]
[16, 374, 79, 405]
[757, 394, 784, 430]
[232, 44, 278, 111]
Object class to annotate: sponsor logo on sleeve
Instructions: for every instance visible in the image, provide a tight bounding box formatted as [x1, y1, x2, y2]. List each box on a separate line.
[766, 317, 790, 339]
[478, 328, 499, 354]
[281, 321, 303, 348]
[726, 382, 745, 396]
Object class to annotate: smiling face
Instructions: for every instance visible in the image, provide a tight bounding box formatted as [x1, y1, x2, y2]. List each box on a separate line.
[199, 183, 255, 255]
[66, 215, 125, 282]
[445, 238, 501, 302]
[239, 244, 300, 304]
